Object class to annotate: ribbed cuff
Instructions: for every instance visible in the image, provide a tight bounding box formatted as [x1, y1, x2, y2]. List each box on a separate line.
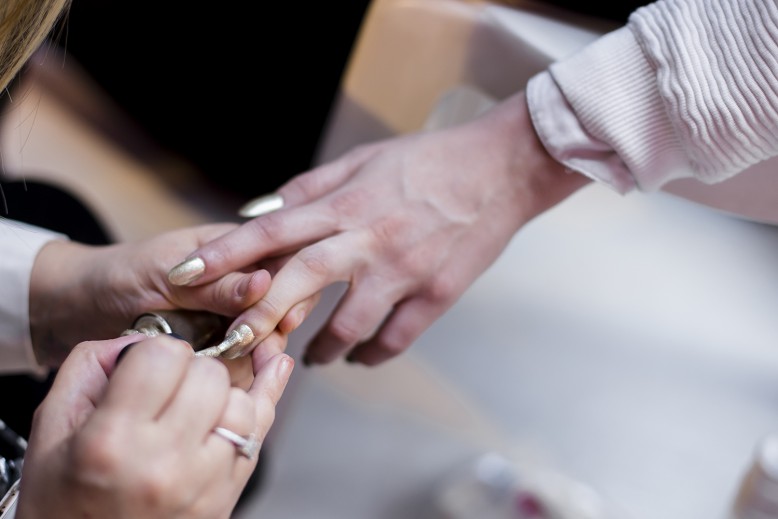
[548, 26, 689, 191]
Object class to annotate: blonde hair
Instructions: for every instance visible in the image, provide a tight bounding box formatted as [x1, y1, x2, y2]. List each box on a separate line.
[0, 0, 70, 93]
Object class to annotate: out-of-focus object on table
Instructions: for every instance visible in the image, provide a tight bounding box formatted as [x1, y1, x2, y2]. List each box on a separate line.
[728, 434, 778, 519]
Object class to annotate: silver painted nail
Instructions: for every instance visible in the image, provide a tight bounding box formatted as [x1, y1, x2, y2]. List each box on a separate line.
[238, 193, 284, 218]
[195, 324, 255, 359]
[167, 257, 205, 286]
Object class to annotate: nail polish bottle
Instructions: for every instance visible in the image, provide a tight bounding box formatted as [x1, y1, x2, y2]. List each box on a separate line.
[728, 434, 778, 518]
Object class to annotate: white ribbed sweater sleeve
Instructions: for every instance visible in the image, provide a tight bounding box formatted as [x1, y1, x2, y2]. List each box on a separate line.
[0, 220, 65, 374]
[527, 0, 778, 193]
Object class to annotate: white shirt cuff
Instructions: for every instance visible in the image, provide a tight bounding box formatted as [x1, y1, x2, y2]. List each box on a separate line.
[527, 26, 689, 193]
[0, 220, 67, 374]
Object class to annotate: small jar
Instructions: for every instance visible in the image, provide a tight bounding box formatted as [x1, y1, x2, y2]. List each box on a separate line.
[730, 434, 778, 519]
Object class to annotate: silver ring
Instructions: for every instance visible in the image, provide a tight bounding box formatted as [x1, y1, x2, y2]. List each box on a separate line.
[212, 426, 260, 461]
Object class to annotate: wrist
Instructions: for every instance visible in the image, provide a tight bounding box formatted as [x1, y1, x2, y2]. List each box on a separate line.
[487, 90, 592, 226]
[29, 240, 101, 366]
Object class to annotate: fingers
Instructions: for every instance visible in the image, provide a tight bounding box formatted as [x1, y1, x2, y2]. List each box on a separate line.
[205, 387, 257, 467]
[248, 353, 294, 441]
[167, 202, 337, 288]
[171, 269, 271, 316]
[33, 335, 146, 441]
[301, 282, 395, 365]
[275, 141, 384, 208]
[166, 144, 384, 288]
[158, 356, 231, 439]
[99, 336, 195, 420]
[223, 232, 371, 355]
[55, 334, 143, 393]
[277, 291, 323, 335]
[343, 296, 448, 365]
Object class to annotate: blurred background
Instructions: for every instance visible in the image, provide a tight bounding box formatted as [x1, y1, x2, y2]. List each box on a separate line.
[2, 1, 777, 518]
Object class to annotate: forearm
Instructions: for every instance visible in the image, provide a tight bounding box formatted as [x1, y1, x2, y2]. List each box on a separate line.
[28, 240, 107, 367]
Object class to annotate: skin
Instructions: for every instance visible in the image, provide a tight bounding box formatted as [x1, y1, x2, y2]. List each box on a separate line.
[167, 91, 591, 366]
[27, 223, 318, 383]
[15, 334, 294, 519]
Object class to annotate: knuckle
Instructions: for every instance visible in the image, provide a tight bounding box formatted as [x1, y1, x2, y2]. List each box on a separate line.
[377, 332, 411, 357]
[195, 356, 231, 384]
[425, 275, 458, 305]
[135, 465, 178, 508]
[70, 421, 126, 481]
[329, 187, 372, 220]
[284, 170, 322, 201]
[369, 216, 411, 252]
[295, 247, 332, 279]
[246, 212, 286, 243]
[326, 317, 364, 347]
[255, 296, 284, 321]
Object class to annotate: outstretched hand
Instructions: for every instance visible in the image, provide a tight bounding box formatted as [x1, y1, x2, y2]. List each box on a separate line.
[167, 92, 590, 366]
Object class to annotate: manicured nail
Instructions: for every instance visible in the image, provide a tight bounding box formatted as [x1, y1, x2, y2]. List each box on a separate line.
[167, 257, 205, 286]
[238, 193, 284, 218]
[197, 324, 255, 359]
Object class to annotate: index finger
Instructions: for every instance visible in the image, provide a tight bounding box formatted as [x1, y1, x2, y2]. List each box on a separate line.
[165, 145, 383, 288]
[99, 335, 194, 420]
[166, 202, 335, 288]
[45, 334, 144, 411]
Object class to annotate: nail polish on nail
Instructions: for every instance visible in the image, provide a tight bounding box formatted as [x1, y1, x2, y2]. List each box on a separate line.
[199, 324, 256, 360]
[167, 257, 205, 286]
[238, 193, 284, 218]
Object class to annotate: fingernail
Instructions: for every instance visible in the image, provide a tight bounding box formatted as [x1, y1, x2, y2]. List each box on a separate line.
[238, 193, 284, 218]
[277, 355, 295, 384]
[167, 257, 205, 286]
[236, 275, 252, 298]
[199, 324, 256, 360]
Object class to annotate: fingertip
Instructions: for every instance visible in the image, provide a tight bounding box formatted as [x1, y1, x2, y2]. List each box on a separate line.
[238, 270, 271, 301]
[277, 354, 294, 387]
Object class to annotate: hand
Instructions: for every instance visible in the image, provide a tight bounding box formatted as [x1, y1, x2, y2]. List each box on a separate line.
[28, 223, 284, 368]
[15, 334, 294, 519]
[167, 91, 591, 365]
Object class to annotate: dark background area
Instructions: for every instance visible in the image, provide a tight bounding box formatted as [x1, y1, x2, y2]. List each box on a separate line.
[50, 1, 647, 202]
[55, 0, 373, 200]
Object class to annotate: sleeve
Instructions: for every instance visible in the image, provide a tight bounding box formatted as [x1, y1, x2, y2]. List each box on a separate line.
[526, 0, 778, 193]
[0, 220, 67, 375]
